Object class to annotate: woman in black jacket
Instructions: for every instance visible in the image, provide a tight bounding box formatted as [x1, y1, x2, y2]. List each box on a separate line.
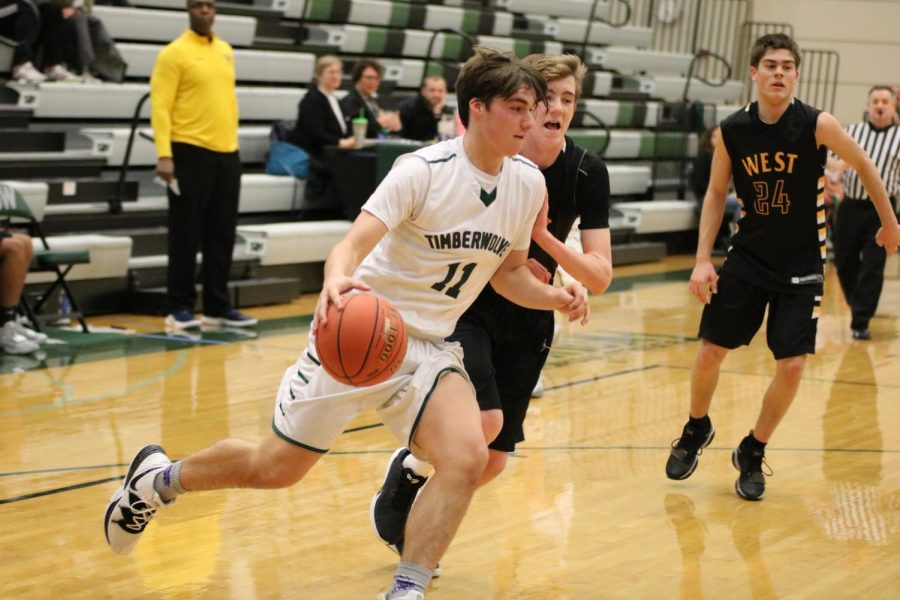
[289, 55, 356, 204]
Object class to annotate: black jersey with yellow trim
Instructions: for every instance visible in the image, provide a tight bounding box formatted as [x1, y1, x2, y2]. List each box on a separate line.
[720, 99, 827, 294]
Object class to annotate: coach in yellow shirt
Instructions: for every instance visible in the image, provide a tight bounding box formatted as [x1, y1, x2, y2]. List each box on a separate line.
[151, 0, 256, 329]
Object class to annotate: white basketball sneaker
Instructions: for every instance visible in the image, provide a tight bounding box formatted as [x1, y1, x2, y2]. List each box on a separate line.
[378, 589, 425, 600]
[103, 445, 174, 554]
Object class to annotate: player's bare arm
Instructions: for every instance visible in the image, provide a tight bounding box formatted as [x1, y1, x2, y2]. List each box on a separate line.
[690, 132, 732, 303]
[817, 112, 900, 254]
[490, 248, 578, 316]
[314, 212, 384, 329]
[531, 193, 613, 294]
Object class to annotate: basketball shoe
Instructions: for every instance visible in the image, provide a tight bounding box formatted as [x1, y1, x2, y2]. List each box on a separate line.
[104, 445, 174, 554]
[732, 435, 769, 501]
[666, 419, 716, 480]
[371, 448, 428, 548]
[378, 590, 424, 600]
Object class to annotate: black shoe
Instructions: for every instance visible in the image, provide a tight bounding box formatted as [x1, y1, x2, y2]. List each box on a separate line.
[370, 448, 428, 547]
[732, 437, 770, 501]
[852, 328, 871, 340]
[666, 420, 716, 480]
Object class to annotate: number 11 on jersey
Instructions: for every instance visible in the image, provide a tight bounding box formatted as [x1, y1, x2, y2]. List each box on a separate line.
[431, 262, 477, 298]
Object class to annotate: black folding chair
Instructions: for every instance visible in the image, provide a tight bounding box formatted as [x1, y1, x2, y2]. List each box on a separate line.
[0, 183, 90, 332]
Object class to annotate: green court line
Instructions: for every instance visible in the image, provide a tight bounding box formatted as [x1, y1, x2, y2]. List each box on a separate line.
[0, 271, 689, 375]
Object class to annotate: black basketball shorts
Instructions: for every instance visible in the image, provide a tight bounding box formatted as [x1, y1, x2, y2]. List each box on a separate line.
[699, 269, 819, 359]
[449, 308, 555, 452]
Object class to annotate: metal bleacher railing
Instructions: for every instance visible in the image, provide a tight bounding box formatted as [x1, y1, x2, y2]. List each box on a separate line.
[422, 27, 476, 88]
[112, 91, 152, 214]
[735, 21, 839, 113]
[579, 0, 632, 59]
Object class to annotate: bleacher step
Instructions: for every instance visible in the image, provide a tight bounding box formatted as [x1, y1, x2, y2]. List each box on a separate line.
[0, 129, 65, 152]
[0, 150, 106, 179]
[611, 241, 667, 266]
[128, 277, 303, 314]
[46, 179, 139, 205]
[0, 105, 31, 128]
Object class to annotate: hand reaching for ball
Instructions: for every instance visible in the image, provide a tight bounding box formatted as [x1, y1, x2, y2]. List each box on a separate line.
[313, 275, 371, 333]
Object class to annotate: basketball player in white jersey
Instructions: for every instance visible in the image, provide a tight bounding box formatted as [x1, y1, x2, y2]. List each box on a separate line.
[103, 46, 588, 600]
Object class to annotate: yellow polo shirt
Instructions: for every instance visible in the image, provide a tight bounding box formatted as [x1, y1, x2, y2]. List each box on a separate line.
[150, 29, 239, 157]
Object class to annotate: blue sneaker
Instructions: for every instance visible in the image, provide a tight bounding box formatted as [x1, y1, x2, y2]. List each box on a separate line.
[165, 310, 201, 330]
[202, 309, 258, 327]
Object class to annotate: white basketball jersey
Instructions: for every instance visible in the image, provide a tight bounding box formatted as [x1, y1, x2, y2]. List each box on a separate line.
[358, 137, 546, 340]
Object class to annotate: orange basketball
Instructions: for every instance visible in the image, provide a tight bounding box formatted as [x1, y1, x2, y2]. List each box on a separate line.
[315, 293, 408, 387]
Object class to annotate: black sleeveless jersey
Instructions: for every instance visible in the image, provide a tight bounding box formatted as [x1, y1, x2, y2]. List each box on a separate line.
[464, 136, 610, 328]
[720, 99, 827, 294]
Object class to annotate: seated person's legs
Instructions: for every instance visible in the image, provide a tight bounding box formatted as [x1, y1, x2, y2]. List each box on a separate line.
[0, 232, 41, 354]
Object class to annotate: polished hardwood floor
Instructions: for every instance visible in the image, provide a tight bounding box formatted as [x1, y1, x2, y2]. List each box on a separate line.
[1, 256, 898, 599]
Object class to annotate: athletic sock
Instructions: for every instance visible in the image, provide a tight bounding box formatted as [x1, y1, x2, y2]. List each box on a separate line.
[688, 414, 711, 432]
[1, 307, 17, 325]
[387, 561, 433, 597]
[153, 461, 186, 503]
[403, 453, 433, 477]
[743, 431, 767, 452]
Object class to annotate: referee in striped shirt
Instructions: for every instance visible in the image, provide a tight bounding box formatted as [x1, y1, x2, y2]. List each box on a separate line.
[829, 86, 900, 339]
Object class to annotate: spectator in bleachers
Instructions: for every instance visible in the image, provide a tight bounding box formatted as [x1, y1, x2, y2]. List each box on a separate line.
[63, 0, 127, 82]
[396, 74, 454, 142]
[2, 0, 46, 83]
[0, 229, 46, 354]
[151, 0, 256, 330]
[339, 58, 401, 139]
[35, 0, 83, 81]
[288, 54, 356, 206]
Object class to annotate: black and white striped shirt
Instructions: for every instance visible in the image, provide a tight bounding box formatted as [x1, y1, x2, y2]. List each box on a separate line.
[843, 121, 900, 201]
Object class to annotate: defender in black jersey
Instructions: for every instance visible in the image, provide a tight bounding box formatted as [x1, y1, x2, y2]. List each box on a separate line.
[827, 86, 900, 340]
[665, 34, 899, 501]
[371, 54, 613, 552]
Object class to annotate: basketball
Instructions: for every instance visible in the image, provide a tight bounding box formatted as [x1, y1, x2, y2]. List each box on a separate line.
[315, 293, 408, 386]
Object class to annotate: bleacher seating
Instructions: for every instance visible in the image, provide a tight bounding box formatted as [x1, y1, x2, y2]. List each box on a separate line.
[0, 0, 751, 317]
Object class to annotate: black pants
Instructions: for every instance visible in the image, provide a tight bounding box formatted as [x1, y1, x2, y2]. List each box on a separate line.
[167, 142, 241, 316]
[833, 199, 886, 330]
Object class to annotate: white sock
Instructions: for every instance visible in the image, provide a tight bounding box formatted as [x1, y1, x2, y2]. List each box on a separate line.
[403, 453, 433, 477]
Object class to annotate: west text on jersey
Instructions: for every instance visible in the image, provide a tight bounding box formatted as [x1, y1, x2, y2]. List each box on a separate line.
[423, 231, 511, 256]
[739, 151, 799, 177]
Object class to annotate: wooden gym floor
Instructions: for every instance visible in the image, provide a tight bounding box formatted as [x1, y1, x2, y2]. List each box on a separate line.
[1, 255, 898, 599]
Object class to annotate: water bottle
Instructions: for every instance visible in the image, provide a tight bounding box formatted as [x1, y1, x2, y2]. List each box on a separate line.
[352, 108, 368, 147]
[58, 291, 72, 325]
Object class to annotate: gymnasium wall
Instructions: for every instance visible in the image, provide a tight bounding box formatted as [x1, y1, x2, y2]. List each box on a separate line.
[750, 0, 900, 124]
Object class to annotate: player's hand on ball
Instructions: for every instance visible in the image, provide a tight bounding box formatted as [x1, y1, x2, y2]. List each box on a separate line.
[313, 275, 371, 332]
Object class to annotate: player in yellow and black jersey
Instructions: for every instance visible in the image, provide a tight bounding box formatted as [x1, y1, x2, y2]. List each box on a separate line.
[665, 33, 899, 501]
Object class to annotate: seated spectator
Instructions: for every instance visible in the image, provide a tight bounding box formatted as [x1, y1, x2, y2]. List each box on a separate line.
[339, 58, 401, 139]
[287, 54, 356, 204]
[36, 0, 82, 81]
[63, 0, 127, 81]
[0, 229, 46, 355]
[396, 74, 454, 141]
